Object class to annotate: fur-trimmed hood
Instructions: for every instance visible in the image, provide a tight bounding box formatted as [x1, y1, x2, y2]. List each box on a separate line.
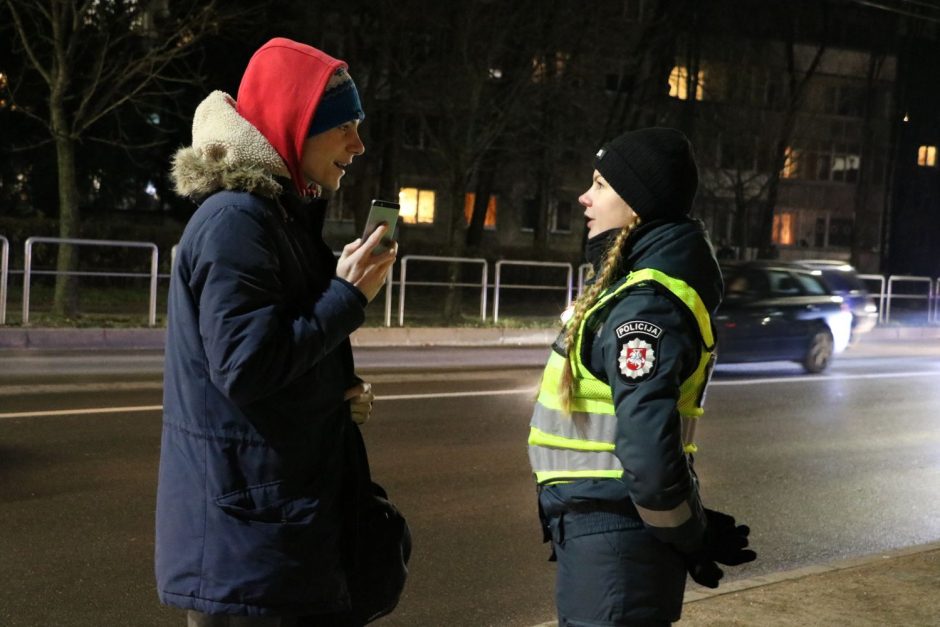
[171, 91, 288, 199]
[171, 38, 348, 199]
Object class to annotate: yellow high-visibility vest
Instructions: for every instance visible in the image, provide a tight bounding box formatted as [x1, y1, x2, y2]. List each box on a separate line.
[528, 268, 716, 486]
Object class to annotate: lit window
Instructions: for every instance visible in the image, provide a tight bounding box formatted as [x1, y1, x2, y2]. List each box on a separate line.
[917, 145, 936, 167]
[532, 52, 569, 83]
[773, 212, 795, 246]
[464, 193, 497, 229]
[668, 65, 704, 101]
[399, 187, 436, 224]
[831, 154, 861, 182]
[781, 147, 801, 179]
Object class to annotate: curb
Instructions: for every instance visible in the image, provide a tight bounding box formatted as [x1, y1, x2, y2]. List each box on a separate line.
[0, 327, 167, 350]
[349, 327, 557, 347]
[1, 324, 939, 351]
[0, 326, 559, 350]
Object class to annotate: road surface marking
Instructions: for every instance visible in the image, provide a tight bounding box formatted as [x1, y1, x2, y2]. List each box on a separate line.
[0, 405, 163, 420]
[4, 370, 938, 419]
[378, 387, 535, 401]
[711, 370, 939, 386]
[0, 388, 536, 419]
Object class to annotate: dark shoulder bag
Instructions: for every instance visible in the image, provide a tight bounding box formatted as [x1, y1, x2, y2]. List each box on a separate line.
[346, 423, 412, 625]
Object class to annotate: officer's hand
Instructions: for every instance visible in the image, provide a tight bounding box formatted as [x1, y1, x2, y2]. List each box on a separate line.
[703, 508, 757, 566]
[336, 225, 397, 302]
[682, 508, 756, 589]
[344, 381, 374, 425]
[684, 554, 724, 589]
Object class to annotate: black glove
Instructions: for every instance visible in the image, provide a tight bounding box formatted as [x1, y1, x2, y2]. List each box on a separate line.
[683, 508, 757, 589]
[703, 508, 757, 566]
[684, 553, 725, 588]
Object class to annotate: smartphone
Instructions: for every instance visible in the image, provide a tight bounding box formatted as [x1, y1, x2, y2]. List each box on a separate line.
[362, 199, 400, 255]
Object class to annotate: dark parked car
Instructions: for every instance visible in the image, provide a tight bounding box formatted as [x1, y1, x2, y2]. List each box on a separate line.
[790, 259, 879, 342]
[716, 261, 853, 373]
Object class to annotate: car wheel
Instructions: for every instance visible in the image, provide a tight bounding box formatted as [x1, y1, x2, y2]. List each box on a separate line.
[802, 326, 834, 373]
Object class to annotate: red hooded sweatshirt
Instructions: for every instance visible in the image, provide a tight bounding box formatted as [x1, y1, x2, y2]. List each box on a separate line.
[236, 38, 347, 195]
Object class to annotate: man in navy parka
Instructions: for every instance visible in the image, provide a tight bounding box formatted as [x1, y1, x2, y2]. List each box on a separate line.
[156, 38, 396, 624]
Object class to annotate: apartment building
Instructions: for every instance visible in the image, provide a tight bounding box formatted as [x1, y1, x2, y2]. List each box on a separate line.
[317, 1, 931, 276]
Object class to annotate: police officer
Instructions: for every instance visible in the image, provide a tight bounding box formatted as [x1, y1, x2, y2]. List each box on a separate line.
[528, 128, 756, 625]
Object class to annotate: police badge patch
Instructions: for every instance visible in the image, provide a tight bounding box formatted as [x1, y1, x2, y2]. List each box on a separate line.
[614, 320, 662, 383]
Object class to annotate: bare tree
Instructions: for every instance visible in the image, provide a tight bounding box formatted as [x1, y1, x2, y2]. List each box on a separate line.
[400, 0, 543, 319]
[2, 0, 235, 317]
[754, 22, 828, 257]
[599, 0, 698, 139]
[852, 51, 888, 269]
[693, 7, 828, 258]
[513, 0, 693, 257]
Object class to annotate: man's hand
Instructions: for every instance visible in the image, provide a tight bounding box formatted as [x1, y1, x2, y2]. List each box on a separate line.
[336, 225, 397, 302]
[344, 381, 374, 425]
[683, 508, 756, 589]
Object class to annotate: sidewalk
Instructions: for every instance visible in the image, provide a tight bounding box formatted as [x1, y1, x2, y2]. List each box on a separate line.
[533, 542, 940, 626]
[681, 542, 940, 626]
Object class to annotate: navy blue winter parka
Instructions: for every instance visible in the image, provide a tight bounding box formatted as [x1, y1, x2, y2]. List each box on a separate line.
[156, 41, 370, 617]
[157, 190, 366, 615]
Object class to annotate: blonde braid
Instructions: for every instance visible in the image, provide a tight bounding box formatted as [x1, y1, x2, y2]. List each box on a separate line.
[559, 217, 641, 414]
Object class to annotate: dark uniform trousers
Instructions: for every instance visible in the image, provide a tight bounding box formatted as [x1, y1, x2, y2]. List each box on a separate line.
[549, 511, 687, 627]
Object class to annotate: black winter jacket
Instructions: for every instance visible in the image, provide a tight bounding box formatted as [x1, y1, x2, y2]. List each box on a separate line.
[541, 218, 723, 553]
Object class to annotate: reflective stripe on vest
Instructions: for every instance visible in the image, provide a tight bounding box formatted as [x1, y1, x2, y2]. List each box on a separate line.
[528, 268, 716, 485]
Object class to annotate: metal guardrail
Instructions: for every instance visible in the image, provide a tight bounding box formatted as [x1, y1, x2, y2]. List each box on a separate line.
[935, 278, 940, 324]
[492, 260, 573, 323]
[382, 265, 393, 327]
[22, 237, 159, 327]
[858, 274, 886, 324]
[398, 255, 488, 326]
[576, 263, 592, 296]
[0, 236, 8, 325]
[332, 247, 394, 327]
[8, 231, 940, 330]
[884, 275, 934, 325]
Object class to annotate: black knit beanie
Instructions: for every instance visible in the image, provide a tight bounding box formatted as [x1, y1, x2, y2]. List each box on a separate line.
[593, 127, 699, 221]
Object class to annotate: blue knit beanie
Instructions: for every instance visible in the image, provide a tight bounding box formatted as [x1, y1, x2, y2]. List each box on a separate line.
[307, 68, 365, 137]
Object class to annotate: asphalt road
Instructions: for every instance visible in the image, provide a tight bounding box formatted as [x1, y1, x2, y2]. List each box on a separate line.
[1, 342, 940, 626]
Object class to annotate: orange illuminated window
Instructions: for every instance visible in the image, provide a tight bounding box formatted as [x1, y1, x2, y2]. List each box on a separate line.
[464, 193, 497, 229]
[532, 52, 569, 83]
[917, 145, 936, 167]
[772, 212, 795, 246]
[399, 187, 436, 224]
[781, 147, 801, 178]
[668, 65, 704, 101]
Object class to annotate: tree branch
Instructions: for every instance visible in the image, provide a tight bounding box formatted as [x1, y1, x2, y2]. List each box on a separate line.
[4, 0, 54, 87]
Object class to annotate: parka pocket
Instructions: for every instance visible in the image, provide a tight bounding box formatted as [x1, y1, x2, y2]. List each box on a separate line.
[205, 480, 347, 608]
[214, 480, 319, 526]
